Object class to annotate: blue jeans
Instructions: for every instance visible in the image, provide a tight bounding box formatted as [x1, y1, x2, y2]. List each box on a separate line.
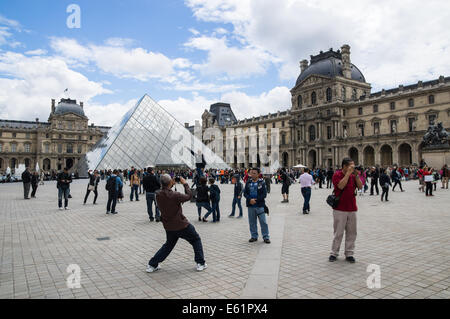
[301, 187, 311, 212]
[149, 224, 205, 267]
[130, 184, 139, 201]
[230, 196, 243, 217]
[248, 206, 269, 240]
[205, 201, 220, 222]
[107, 191, 117, 213]
[146, 192, 160, 219]
[196, 202, 213, 219]
[58, 187, 70, 208]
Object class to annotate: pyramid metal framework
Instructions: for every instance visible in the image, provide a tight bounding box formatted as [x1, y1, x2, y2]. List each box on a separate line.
[79, 94, 229, 172]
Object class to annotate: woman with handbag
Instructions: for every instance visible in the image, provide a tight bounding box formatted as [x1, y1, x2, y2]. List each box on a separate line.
[83, 170, 100, 205]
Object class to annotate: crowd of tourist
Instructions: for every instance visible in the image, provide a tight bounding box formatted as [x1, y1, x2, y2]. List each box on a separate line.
[14, 158, 449, 272]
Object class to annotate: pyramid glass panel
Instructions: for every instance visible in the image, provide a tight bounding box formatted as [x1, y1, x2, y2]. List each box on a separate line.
[77, 94, 229, 173]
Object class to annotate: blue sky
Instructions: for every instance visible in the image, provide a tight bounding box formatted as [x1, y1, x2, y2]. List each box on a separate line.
[1, 0, 449, 126]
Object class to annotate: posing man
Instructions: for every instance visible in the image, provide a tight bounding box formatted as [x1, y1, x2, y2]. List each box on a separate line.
[143, 167, 161, 222]
[329, 158, 362, 263]
[243, 168, 270, 244]
[147, 175, 207, 273]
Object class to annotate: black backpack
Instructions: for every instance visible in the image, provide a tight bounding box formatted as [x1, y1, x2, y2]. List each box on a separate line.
[105, 177, 115, 192]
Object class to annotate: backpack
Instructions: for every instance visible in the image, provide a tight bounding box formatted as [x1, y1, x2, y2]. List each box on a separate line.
[105, 176, 115, 192]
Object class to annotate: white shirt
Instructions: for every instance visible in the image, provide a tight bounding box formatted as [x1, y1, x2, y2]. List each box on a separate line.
[299, 173, 314, 188]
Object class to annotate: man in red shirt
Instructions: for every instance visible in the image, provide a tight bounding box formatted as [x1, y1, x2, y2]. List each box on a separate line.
[329, 158, 363, 263]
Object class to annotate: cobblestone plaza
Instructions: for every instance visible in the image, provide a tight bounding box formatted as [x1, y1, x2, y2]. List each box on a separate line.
[0, 179, 448, 299]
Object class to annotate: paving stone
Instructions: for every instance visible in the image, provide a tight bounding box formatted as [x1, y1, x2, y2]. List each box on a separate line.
[0, 180, 448, 299]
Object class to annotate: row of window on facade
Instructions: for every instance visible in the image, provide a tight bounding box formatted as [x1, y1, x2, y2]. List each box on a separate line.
[297, 87, 436, 109]
[0, 143, 89, 154]
[297, 87, 364, 108]
[357, 95, 436, 115]
[0, 131, 94, 140]
[301, 115, 437, 142]
[56, 121, 87, 130]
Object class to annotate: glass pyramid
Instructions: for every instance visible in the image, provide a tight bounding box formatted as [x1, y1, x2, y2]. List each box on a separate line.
[77, 94, 229, 173]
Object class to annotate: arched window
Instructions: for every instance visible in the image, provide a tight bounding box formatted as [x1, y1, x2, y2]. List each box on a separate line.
[67, 143, 73, 154]
[297, 95, 302, 108]
[309, 125, 316, 142]
[352, 89, 357, 101]
[428, 95, 435, 104]
[326, 88, 332, 102]
[341, 86, 346, 101]
[311, 91, 317, 105]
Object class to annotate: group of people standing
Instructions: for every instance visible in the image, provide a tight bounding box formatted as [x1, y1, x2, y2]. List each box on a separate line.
[17, 158, 448, 274]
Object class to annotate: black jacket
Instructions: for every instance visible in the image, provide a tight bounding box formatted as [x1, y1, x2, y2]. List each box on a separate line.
[143, 174, 161, 193]
[379, 174, 391, 188]
[57, 172, 72, 189]
[209, 184, 221, 202]
[234, 181, 243, 197]
[22, 170, 32, 183]
[196, 184, 210, 203]
[370, 170, 379, 180]
[31, 174, 39, 185]
[88, 173, 100, 188]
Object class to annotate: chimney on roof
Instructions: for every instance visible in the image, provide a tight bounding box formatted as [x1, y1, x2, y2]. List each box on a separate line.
[35, 118, 39, 123]
[184, 123, 189, 128]
[341, 44, 352, 79]
[300, 60, 309, 73]
[439, 75, 445, 84]
[80, 102, 84, 108]
[51, 99, 55, 113]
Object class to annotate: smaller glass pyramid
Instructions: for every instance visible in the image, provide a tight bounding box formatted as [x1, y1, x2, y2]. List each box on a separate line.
[78, 94, 229, 173]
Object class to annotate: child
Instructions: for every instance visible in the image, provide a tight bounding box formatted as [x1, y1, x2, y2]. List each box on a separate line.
[206, 177, 221, 222]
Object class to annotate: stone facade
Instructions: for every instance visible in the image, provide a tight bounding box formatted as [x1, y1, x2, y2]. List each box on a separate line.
[202, 44, 450, 169]
[0, 98, 110, 174]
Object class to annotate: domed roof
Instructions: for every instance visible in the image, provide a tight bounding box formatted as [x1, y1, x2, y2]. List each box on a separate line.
[54, 99, 86, 117]
[295, 50, 366, 87]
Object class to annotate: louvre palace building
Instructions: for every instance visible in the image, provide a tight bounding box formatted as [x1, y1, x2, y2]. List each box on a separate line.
[202, 44, 450, 169]
[0, 98, 109, 174]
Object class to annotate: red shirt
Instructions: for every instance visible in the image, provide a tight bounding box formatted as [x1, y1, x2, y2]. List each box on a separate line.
[418, 169, 424, 178]
[332, 170, 357, 212]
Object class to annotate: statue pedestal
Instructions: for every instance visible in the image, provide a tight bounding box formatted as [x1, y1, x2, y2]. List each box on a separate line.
[422, 146, 450, 169]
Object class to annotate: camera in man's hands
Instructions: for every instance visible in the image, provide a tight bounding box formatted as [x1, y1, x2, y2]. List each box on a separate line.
[174, 176, 181, 183]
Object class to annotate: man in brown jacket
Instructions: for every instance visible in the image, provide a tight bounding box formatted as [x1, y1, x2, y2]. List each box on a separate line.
[146, 174, 207, 273]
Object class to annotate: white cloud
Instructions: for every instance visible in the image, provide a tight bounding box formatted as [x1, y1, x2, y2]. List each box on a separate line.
[0, 15, 22, 48]
[50, 37, 187, 82]
[158, 94, 216, 125]
[221, 86, 291, 119]
[188, 28, 200, 35]
[104, 37, 137, 47]
[185, 0, 450, 90]
[0, 51, 111, 121]
[157, 86, 291, 125]
[84, 99, 138, 127]
[185, 35, 276, 78]
[25, 49, 48, 56]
